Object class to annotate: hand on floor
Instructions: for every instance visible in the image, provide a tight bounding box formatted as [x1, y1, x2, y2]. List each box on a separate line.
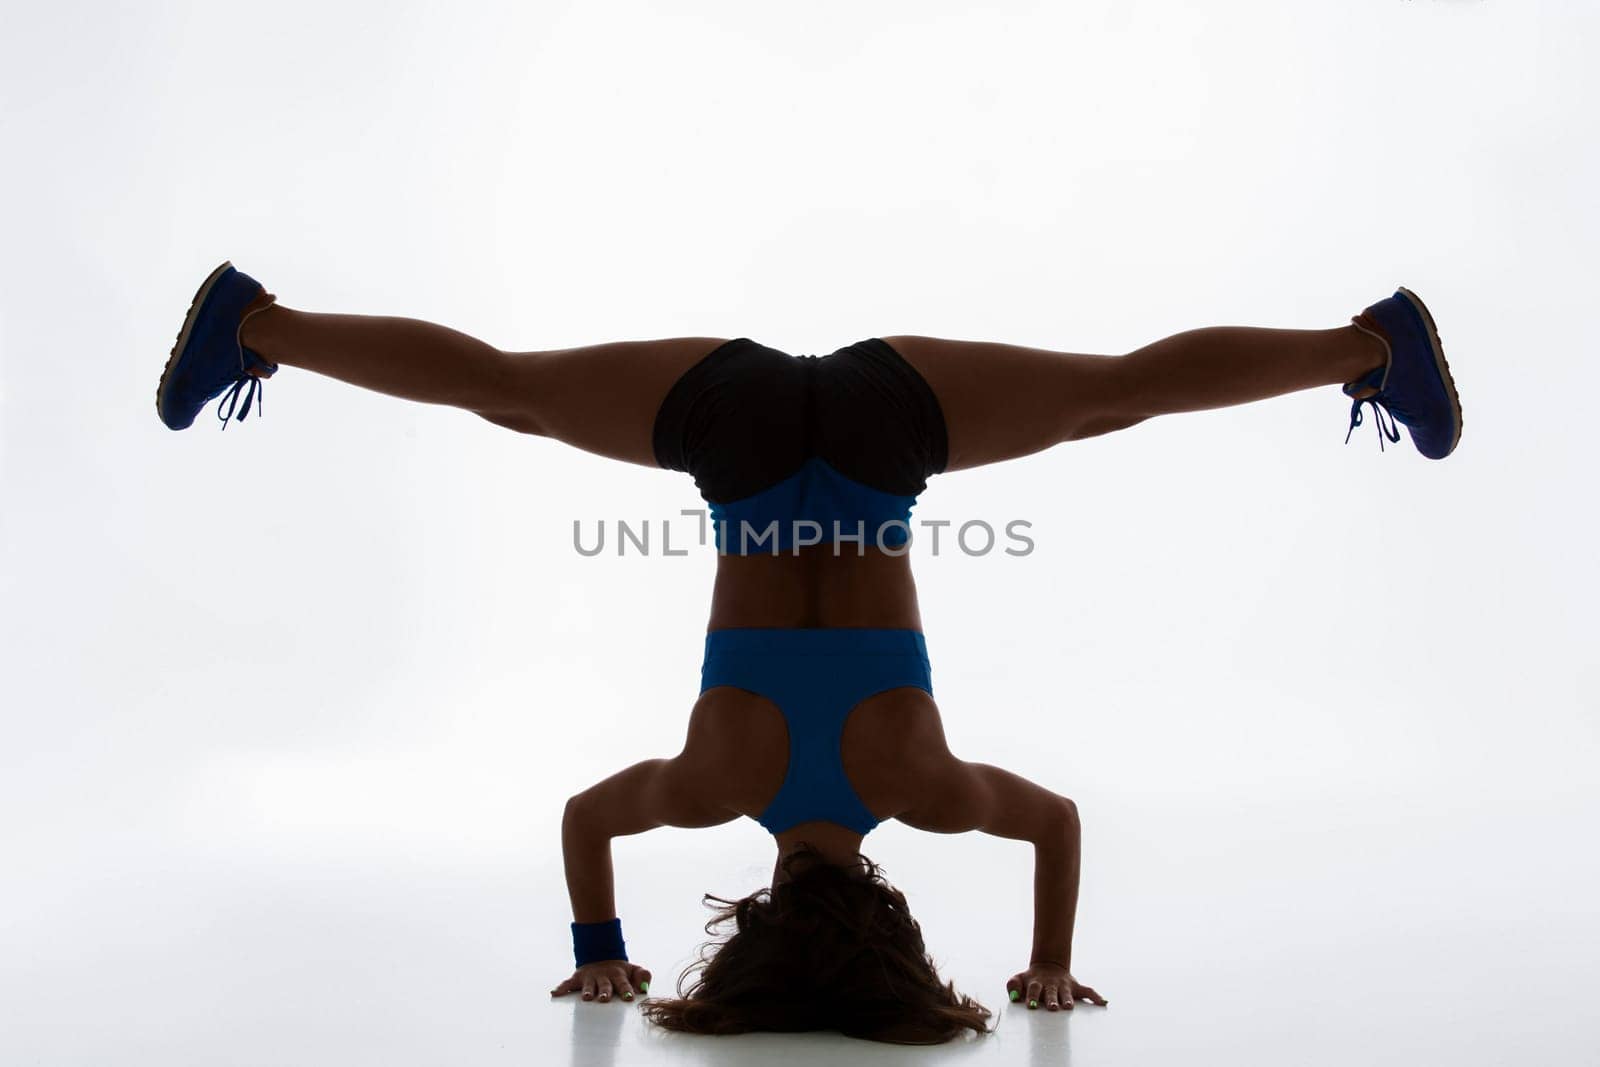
[550, 960, 653, 1003]
[1006, 963, 1107, 1011]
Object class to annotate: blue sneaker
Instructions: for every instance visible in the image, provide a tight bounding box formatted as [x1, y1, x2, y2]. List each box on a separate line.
[1342, 287, 1463, 459]
[156, 261, 280, 431]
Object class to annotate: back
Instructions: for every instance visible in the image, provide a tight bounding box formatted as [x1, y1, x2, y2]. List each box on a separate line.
[706, 544, 923, 630]
[689, 670, 949, 833]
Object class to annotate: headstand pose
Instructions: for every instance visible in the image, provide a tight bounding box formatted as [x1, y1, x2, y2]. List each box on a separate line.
[156, 262, 1461, 1044]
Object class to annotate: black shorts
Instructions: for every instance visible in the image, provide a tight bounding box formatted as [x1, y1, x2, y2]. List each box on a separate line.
[652, 337, 949, 552]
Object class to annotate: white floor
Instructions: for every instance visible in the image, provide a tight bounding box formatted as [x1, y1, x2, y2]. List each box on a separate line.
[8, 787, 1596, 1067]
[6, 1, 1599, 1064]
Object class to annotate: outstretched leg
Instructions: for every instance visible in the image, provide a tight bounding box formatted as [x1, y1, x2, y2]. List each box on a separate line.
[882, 324, 1388, 471]
[238, 298, 727, 467]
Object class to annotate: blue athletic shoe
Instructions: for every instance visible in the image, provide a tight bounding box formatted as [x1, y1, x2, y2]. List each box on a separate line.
[1342, 287, 1463, 459]
[156, 261, 279, 431]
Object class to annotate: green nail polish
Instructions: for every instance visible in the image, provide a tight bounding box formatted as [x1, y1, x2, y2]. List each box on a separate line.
[640, 981, 649, 993]
[1009, 990, 1020, 1002]
[1029, 999, 1038, 1008]
[623, 992, 633, 1000]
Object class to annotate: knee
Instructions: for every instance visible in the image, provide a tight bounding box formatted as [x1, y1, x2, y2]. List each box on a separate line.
[1053, 354, 1150, 437]
[1064, 412, 1150, 442]
[472, 407, 547, 435]
[471, 351, 549, 435]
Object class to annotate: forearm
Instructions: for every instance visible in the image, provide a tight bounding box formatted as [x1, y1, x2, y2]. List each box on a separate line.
[561, 797, 620, 923]
[1029, 805, 1082, 969]
[895, 757, 1086, 967]
[559, 755, 737, 926]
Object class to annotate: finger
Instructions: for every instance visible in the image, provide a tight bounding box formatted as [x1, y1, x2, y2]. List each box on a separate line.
[1076, 984, 1108, 1006]
[631, 966, 653, 995]
[596, 978, 614, 1003]
[1026, 979, 1043, 1009]
[582, 975, 596, 1001]
[616, 977, 636, 1002]
[550, 977, 577, 997]
[1044, 983, 1060, 1012]
[1062, 983, 1075, 1011]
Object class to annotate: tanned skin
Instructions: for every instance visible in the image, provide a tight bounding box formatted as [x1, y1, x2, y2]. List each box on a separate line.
[554, 678, 1106, 1011]
[235, 290, 1387, 1013]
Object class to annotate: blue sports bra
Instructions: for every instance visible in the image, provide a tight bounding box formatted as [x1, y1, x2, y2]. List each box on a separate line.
[700, 627, 933, 836]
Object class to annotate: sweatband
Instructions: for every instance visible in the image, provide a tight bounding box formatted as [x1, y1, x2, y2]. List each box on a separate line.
[571, 917, 628, 967]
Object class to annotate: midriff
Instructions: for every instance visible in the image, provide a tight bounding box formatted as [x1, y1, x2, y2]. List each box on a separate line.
[705, 545, 922, 631]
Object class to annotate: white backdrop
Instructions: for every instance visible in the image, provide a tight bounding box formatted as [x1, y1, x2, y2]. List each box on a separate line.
[3, 1, 1596, 1064]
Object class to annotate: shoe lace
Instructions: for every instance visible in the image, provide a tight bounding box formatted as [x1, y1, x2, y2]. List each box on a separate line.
[1343, 312, 1401, 452]
[215, 294, 276, 431]
[216, 371, 265, 430]
[1344, 395, 1401, 451]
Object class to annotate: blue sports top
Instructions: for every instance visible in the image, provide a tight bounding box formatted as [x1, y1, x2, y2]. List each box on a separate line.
[700, 627, 933, 836]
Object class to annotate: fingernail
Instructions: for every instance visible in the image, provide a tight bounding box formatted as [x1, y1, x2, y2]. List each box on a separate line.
[640, 981, 650, 993]
[1009, 990, 1020, 1002]
[623, 992, 633, 1000]
[1029, 999, 1038, 1008]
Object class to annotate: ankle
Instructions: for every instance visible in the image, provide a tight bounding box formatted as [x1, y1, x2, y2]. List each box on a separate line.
[239, 298, 285, 369]
[1339, 321, 1388, 397]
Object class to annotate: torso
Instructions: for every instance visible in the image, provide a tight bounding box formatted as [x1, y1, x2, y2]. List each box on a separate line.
[691, 683, 943, 841]
[706, 543, 923, 630]
[696, 546, 942, 842]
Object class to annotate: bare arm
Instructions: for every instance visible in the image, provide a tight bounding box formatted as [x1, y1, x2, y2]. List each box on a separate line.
[562, 752, 739, 923]
[551, 730, 741, 1004]
[896, 757, 1083, 970]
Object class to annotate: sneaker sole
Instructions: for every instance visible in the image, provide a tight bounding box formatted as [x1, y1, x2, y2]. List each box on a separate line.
[156, 259, 234, 427]
[1395, 286, 1464, 458]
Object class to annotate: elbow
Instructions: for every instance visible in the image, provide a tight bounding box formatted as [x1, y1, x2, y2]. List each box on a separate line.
[1056, 795, 1081, 835]
[563, 791, 593, 834]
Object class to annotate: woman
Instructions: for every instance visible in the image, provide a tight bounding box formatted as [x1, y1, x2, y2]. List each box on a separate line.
[156, 261, 1461, 1043]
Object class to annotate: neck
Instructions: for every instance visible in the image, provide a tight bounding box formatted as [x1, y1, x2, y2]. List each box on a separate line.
[772, 821, 866, 883]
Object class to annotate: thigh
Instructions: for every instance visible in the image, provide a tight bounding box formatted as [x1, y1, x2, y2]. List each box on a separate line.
[880, 334, 1137, 471]
[477, 336, 732, 467]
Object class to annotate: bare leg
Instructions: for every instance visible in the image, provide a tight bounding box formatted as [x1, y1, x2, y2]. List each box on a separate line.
[882, 324, 1388, 471]
[238, 299, 727, 467]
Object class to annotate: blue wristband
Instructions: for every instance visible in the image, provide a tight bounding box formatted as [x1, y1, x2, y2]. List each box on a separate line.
[572, 917, 628, 967]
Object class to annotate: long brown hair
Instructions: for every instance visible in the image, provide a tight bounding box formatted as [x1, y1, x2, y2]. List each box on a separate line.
[640, 845, 993, 1045]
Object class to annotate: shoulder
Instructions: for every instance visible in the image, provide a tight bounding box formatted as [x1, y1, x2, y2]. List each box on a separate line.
[683, 686, 784, 755]
[843, 687, 957, 818]
[844, 686, 951, 764]
[679, 686, 790, 813]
